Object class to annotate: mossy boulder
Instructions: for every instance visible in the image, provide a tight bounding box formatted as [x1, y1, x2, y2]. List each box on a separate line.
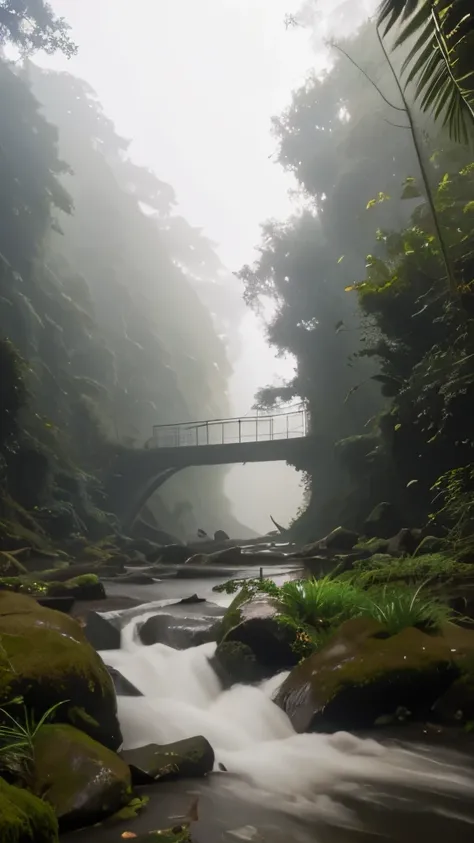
[47, 574, 106, 601]
[0, 591, 122, 749]
[274, 618, 474, 732]
[0, 777, 58, 843]
[0, 551, 27, 576]
[33, 724, 131, 831]
[211, 640, 262, 687]
[120, 736, 214, 784]
[215, 592, 298, 684]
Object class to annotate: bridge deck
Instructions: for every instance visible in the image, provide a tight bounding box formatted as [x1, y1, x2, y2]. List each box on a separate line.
[145, 435, 309, 468]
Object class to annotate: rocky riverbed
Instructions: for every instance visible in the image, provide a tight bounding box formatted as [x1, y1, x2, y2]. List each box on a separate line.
[3, 518, 474, 842]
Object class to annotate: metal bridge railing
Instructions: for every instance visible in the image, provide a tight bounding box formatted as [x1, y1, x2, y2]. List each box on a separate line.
[151, 407, 310, 449]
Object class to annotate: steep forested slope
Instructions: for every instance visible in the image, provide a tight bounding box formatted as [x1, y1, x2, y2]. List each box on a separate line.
[0, 56, 246, 541]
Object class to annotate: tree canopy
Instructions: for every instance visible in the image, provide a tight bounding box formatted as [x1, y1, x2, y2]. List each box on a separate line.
[0, 0, 76, 55]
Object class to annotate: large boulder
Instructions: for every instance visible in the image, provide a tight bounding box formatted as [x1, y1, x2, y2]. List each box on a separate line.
[0, 777, 58, 843]
[33, 724, 131, 831]
[321, 526, 359, 551]
[275, 618, 474, 732]
[138, 613, 219, 649]
[84, 611, 121, 651]
[0, 591, 122, 749]
[364, 502, 402, 539]
[120, 736, 214, 784]
[387, 528, 422, 557]
[215, 591, 298, 684]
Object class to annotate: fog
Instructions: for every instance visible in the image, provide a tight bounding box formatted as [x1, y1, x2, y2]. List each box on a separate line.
[27, 0, 371, 535]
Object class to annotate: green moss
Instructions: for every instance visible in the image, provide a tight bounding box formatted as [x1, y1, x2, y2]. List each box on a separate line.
[0, 777, 58, 843]
[354, 537, 389, 554]
[351, 552, 474, 586]
[0, 592, 121, 749]
[216, 587, 252, 642]
[33, 724, 131, 826]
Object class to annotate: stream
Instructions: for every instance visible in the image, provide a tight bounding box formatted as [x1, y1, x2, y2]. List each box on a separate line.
[63, 565, 474, 842]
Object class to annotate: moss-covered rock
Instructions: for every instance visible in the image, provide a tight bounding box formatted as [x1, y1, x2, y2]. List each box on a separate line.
[0, 591, 121, 749]
[0, 777, 58, 843]
[120, 736, 214, 784]
[216, 592, 298, 683]
[33, 724, 131, 831]
[274, 618, 474, 732]
[47, 574, 106, 601]
[212, 640, 262, 687]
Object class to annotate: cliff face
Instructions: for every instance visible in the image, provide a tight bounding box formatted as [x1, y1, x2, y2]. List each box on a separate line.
[0, 58, 248, 540]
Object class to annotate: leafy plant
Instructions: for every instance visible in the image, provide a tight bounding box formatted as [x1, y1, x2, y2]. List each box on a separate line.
[0, 699, 67, 783]
[277, 577, 363, 629]
[378, 0, 474, 143]
[365, 582, 453, 634]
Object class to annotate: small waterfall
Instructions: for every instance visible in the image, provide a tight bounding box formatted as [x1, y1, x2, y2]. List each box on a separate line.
[102, 613, 474, 823]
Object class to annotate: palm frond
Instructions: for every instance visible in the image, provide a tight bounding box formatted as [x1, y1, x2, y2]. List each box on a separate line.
[378, 0, 474, 143]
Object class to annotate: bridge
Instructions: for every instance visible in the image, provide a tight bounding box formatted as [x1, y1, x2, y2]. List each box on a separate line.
[106, 405, 319, 530]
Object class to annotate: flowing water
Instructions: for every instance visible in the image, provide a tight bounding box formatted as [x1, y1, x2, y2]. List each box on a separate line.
[64, 574, 474, 842]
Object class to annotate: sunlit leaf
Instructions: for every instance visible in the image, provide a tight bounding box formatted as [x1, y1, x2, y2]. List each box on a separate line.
[406, 479, 419, 487]
[337, 255, 345, 263]
[394, 423, 402, 431]
[463, 201, 474, 213]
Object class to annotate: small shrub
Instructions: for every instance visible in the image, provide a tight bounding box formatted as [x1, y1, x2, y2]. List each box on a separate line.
[277, 577, 363, 628]
[0, 699, 67, 784]
[364, 583, 453, 635]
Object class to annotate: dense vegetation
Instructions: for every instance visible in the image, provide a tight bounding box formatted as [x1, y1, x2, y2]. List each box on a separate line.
[0, 39, 245, 541]
[240, 11, 474, 547]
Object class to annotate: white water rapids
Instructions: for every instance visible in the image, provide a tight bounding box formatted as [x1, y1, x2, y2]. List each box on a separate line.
[102, 610, 474, 828]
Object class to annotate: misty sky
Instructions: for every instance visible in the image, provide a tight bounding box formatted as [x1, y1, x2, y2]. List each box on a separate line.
[42, 0, 374, 533]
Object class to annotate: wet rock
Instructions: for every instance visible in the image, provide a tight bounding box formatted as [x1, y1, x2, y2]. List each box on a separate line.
[216, 593, 298, 682]
[209, 546, 242, 564]
[37, 595, 75, 614]
[120, 736, 214, 784]
[387, 528, 422, 557]
[106, 666, 143, 697]
[433, 674, 474, 723]
[321, 526, 359, 551]
[0, 591, 122, 749]
[364, 502, 402, 539]
[0, 777, 58, 843]
[158, 545, 193, 564]
[84, 611, 121, 651]
[214, 530, 230, 542]
[39, 563, 102, 583]
[415, 535, 446, 555]
[211, 640, 262, 687]
[185, 547, 242, 566]
[274, 618, 474, 732]
[179, 594, 206, 605]
[138, 613, 219, 649]
[48, 575, 106, 601]
[33, 724, 131, 831]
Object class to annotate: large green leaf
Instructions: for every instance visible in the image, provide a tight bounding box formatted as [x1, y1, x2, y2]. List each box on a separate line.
[378, 0, 474, 143]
